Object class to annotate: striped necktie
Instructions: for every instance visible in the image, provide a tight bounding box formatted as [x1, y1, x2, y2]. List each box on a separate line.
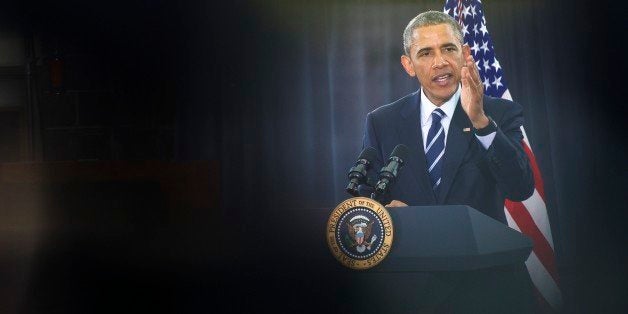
[425, 108, 445, 193]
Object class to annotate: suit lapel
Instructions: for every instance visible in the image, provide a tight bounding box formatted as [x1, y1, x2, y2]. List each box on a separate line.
[437, 101, 473, 204]
[397, 93, 436, 203]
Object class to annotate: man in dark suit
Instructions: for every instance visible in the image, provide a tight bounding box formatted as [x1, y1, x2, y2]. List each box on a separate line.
[359, 11, 537, 312]
[361, 11, 534, 224]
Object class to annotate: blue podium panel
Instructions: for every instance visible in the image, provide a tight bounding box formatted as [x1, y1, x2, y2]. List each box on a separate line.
[274, 204, 532, 272]
[261, 205, 537, 312]
[375, 205, 533, 271]
[256, 205, 536, 314]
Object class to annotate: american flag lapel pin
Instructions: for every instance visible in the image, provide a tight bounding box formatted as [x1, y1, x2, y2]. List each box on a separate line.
[463, 127, 471, 132]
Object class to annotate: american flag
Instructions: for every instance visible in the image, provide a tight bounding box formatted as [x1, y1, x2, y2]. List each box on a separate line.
[443, 0, 562, 311]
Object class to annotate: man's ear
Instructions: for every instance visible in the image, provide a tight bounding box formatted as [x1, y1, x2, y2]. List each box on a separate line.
[462, 44, 471, 58]
[400, 55, 416, 77]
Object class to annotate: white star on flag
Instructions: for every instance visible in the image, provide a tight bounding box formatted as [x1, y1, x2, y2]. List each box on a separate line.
[480, 23, 488, 36]
[483, 59, 491, 71]
[462, 5, 471, 18]
[470, 41, 480, 55]
[480, 41, 489, 54]
[492, 59, 501, 71]
[483, 76, 491, 90]
[492, 75, 503, 89]
[461, 22, 470, 37]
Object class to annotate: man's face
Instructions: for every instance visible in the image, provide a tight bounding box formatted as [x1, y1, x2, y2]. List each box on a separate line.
[401, 23, 469, 106]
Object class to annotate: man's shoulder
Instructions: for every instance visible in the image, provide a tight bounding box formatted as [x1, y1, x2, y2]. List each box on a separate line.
[368, 90, 419, 119]
[483, 95, 523, 116]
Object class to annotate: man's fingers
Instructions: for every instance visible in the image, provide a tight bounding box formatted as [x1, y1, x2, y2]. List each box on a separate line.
[461, 66, 469, 86]
[386, 200, 408, 207]
[461, 66, 476, 94]
[467, 56, 482, 87]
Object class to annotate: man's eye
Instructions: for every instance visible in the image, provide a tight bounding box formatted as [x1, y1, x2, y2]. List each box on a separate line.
[444, 47, 456, 52]
[418, 51, 431, 57]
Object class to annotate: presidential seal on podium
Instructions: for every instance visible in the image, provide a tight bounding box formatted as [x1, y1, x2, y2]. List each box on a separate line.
[326, 197, 394, 270]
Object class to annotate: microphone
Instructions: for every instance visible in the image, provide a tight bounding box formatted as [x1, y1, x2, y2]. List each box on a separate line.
[346, 147, 378, 196]
[372, 144, 409, 200]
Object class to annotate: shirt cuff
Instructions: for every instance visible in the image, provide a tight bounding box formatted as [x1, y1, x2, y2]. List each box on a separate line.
[475, 132, 496, 149]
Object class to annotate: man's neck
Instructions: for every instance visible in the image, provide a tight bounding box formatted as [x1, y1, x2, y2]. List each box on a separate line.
[421, 86, 460, 108]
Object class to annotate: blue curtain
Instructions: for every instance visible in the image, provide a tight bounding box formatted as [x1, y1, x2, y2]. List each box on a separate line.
[174, 1, 626, 311]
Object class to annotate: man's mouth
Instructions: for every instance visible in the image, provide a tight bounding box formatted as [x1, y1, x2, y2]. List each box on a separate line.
[432, 73, 453, 86]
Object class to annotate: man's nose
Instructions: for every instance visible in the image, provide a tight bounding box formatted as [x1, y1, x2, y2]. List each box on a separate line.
[432, 53, 448, 68]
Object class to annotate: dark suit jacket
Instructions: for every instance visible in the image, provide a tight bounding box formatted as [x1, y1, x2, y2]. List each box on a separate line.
[361, 90, 534, 224]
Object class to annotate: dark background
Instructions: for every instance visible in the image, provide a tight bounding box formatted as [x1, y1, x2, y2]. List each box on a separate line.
[0, 0, 625, 313]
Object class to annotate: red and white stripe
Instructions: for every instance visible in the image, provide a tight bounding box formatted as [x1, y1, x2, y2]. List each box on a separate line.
[502, 89, 562, 311]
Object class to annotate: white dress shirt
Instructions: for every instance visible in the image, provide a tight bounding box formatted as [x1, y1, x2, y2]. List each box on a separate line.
[420, 86, 496, 152]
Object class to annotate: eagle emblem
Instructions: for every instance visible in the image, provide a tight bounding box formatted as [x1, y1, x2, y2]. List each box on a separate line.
[345, 215, 378, 253]
[327, 197, 394, 270]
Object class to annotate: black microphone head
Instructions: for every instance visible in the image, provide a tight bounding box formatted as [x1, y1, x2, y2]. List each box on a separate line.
[359, 147, 378, 163]
[373, 144, 408, 199]
[346, 147, 378, 196]
[390, 144, 409, 163]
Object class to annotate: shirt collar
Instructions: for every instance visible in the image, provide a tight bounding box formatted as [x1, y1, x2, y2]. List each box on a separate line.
[420, 85, 460, 126]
